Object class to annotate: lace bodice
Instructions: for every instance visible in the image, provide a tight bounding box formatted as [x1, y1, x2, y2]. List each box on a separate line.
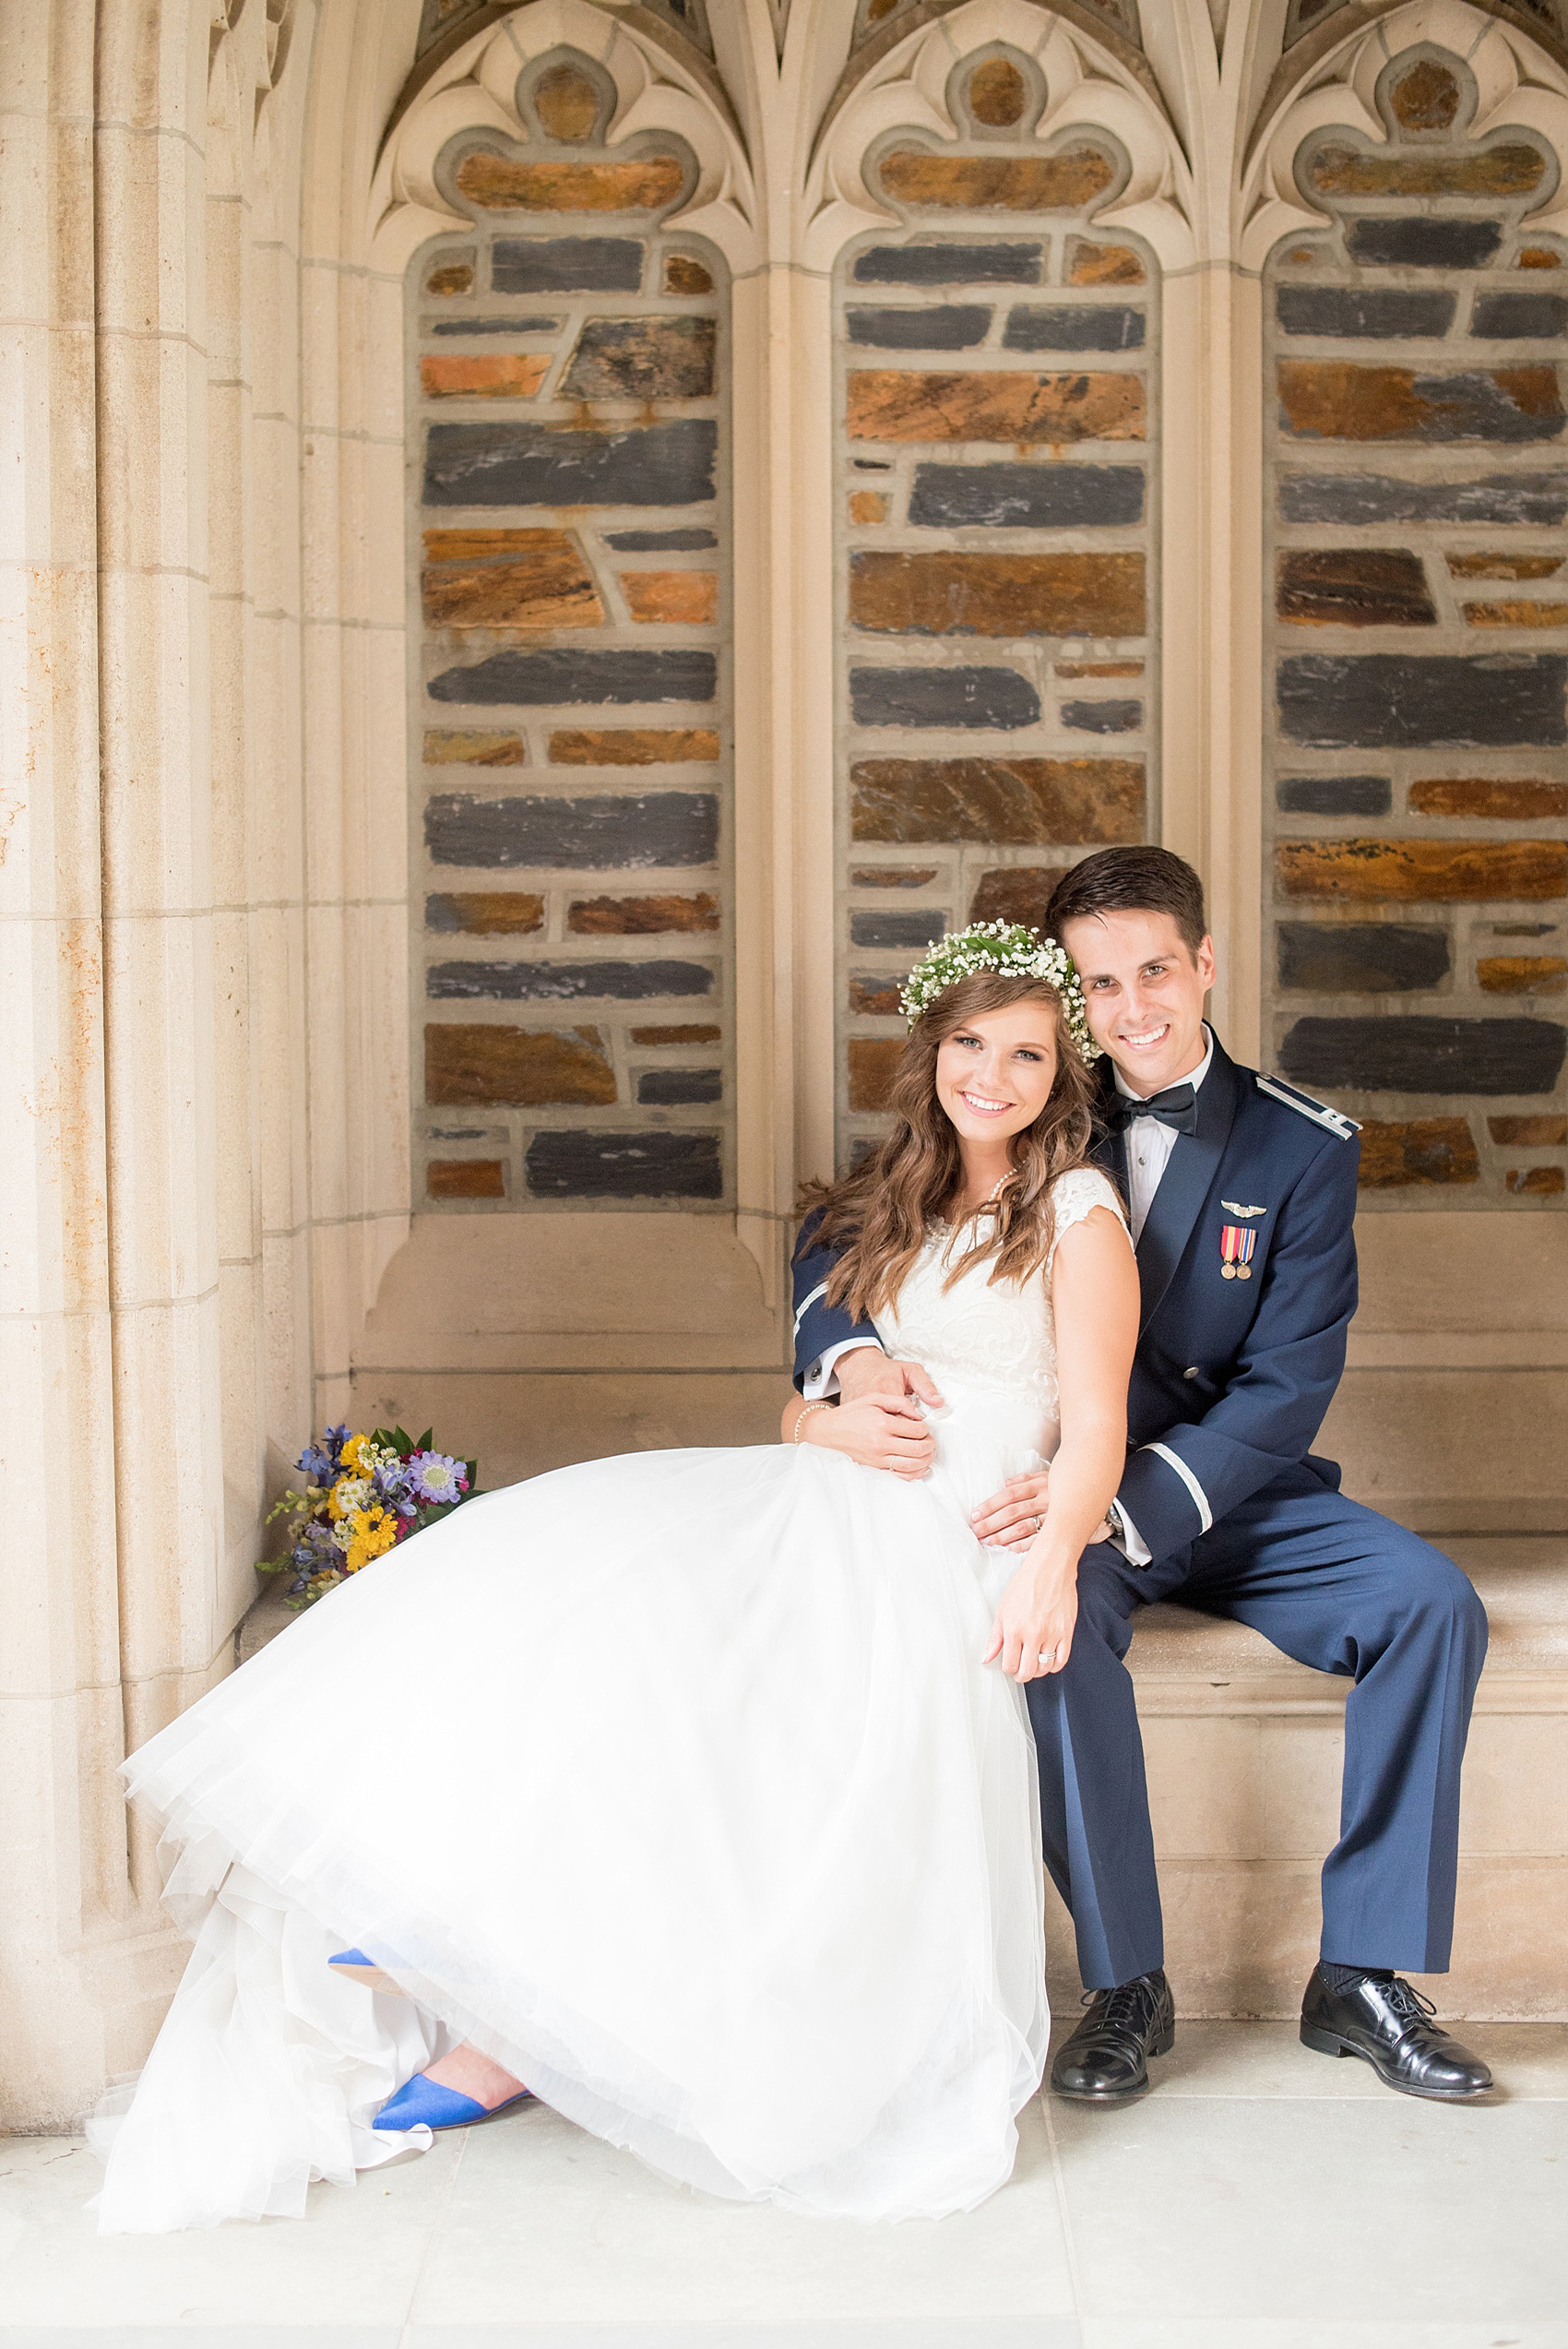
[873, 1166, 1127, 1422]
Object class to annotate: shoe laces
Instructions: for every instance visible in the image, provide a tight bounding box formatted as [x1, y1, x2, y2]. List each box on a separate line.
[1381, 1976, 1438, 2033]
[1087, 1979, 1153, 2034]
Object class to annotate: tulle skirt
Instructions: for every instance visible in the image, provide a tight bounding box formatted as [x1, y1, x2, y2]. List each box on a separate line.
[93, 1381, 1051, 2231]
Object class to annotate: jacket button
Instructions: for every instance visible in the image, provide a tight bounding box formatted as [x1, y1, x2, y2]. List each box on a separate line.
[1183, 1365, 1201, 1380]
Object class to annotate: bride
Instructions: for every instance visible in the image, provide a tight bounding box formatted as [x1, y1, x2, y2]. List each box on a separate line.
[92, 924, 1139, 2234]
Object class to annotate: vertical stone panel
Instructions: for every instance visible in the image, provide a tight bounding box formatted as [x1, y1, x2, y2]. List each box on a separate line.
[1265, 42, 1568, 1207]
[833, 47, 1158, 1162]
[410, 54, 731, 1208]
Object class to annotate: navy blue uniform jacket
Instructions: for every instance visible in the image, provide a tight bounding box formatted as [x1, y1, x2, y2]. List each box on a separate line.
[790, 1033, 1360, 1566]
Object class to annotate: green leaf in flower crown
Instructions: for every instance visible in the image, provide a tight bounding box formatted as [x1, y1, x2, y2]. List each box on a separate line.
[417, 1429, 434, 1453]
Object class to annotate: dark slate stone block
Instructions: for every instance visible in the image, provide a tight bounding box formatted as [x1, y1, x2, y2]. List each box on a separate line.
[1277, 775, 1393, 816]
[1277, 654, 1568, 748]
[1277, 922, 1451, 992]
[847, 305, 992, 348]
[429, 648, 718, 707]
[527, 1127, 723, 1198]
[849, 665, 1039, 729]
[1278, 471, 1568, 527]
[427, 959, 715, 1000]
[1063, 698, 1142, 733]
[1471, 291, 1568, 340]
[636, 1067, 723, 1104]
[849, 909, 946, 949]
[909, 461, 1144, 529]
[493, 237, 645, 292]
[1275, 286, 1455, 339]
[422, 418, 717, 507]
[424, 791, 719, 869]
[1003, 304, 1145, 352]
[851, 244, 1041, 286]
[430, 316, 563, 335]
[604, 528, 718, 551]
[1279, 1014, 1567, 1094]
[1347, 219, 1503, 268]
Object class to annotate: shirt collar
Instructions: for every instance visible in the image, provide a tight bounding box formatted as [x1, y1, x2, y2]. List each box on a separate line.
[1113, 1023, 1215, 1103]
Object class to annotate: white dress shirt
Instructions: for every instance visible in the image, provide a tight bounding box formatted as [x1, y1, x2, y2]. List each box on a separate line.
[1115, 1026, 1215, 1246]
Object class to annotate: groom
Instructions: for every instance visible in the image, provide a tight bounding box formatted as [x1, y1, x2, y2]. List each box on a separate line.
[793, 846, 1492, 2105]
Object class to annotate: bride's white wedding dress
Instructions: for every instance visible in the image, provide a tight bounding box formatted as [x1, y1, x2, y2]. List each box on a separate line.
[92, 1168, 1124, 2233]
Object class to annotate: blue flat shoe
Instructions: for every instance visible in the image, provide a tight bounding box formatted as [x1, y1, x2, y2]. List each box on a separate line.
[373, 2071, 533, 2133]
[328, 1948, 406, 1996]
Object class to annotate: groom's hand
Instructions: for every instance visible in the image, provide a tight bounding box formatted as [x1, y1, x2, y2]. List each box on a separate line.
[836, 1346, 946, 1411]
[971, 1470, 1053, 1552]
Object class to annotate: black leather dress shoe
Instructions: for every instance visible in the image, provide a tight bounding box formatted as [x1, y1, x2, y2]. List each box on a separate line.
[1300, 1964, 1492, 2100]
[1051, 1969, 1174, 2103]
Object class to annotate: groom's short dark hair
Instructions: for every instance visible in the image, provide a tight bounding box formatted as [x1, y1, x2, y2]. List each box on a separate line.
[1046, 847, 1207, 956]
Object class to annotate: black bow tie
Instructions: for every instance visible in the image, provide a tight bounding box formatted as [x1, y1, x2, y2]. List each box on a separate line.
[1116, 1082, 1198, 1137]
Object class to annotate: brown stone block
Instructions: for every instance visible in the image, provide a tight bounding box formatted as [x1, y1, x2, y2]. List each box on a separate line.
[620, 570, 719, 625]
[852, 756, 1144, 845]
[1479, 954, 1568, 993]
[1388, 56, 1461, 131]
[847, 368, 1145, 445]
[426, 892, 544, 936]
[849, 550, 1145, 638]
[1464, 599, 1568, 627]
[1445, 553, 1562, 580]
[968, 867, 1057, 928]
[1490, 1114, 1568, 1144]
[1518, 246, 1565, 268]
[568, 891, 719, 935]
[560, 316, 716, 400]
[1306, 142, 1545, 197]
[849, 975, 902, 1017]
[850, 864, 940, 888]
[1410, 778, 1568, 819]
[1056, 660, 1143, 677]
[1507, 1165, 1566, 1195]
[849, 490, 890, 524]
[1067, 240, 1146, 286]
[967, 57, 1028, 126]
[428, 1158, 505, 1199]
[664, 253, 714, 296]
[630, 1022, 721, 1044]
[1277, 838, 1568, 900]
[1357, 1118, 1479, 1187]
[425, 257, 474, 296]
[424, 728, 528, 766]
[1277, 549, 1436, 627]
[1277, 361, 1564, 441]
[454, 150, 686, 213]
[532, 65, 600, 142]
[420, 353, 551, 400]
[549, 727, 720, 765]
[423, 530, 604, 630]
[849, 1037, 907, 1111]
[425, 1022, 617, 1106]
[879, 145, 1114, 212]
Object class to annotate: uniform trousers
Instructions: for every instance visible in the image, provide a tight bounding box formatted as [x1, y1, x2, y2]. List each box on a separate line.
[1026, 1464, 1489, 1991]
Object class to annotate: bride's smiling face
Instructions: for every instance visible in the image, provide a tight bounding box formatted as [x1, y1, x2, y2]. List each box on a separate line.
[934, 1000, 1061, 1149]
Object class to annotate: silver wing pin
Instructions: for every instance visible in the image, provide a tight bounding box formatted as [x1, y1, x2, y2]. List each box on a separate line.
[1221, 1201, 1267, 1218]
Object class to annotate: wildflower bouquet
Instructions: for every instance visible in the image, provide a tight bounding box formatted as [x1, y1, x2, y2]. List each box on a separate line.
[257, 1424, 479, 1608]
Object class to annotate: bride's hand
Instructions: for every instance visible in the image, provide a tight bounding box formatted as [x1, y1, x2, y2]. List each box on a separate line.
[802, 1393, 936, 1479]
[984, 1558, 1079, 1683]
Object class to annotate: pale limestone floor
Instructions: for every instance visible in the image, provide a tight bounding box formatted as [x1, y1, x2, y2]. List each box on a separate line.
[2, 2025, 1564, 2349]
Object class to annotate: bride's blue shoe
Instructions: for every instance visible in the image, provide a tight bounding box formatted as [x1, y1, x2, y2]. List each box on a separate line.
[328, 1947, 406, 1995]
[373, 2071, 533, 2133]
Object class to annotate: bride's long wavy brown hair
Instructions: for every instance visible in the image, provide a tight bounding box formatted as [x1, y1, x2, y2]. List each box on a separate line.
[801, 970, 1100, 1323]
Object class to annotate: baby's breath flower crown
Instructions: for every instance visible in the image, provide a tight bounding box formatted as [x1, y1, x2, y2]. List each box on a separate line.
[899, 920, 1101, 1065]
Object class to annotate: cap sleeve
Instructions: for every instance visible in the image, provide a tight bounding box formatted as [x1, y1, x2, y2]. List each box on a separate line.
[1046, 1165, 1130, 1272]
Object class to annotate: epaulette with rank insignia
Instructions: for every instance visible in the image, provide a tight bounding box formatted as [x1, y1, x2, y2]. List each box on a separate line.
[1254, 1074, 1360, 1141]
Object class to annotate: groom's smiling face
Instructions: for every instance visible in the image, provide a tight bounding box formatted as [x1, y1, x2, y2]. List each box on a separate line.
[1059, 909, 1216, 1097]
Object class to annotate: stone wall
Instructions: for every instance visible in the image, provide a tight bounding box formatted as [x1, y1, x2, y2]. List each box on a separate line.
[410, 49, 732, 1210]
[1265, 40, 1568, 1209]
[834, 44, 1157, 1161]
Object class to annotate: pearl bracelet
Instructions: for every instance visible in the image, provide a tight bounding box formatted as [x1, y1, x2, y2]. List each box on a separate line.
[793, 1401, 834, 1445]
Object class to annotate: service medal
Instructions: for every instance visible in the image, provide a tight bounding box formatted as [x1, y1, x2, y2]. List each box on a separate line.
[1219, 1223, 1256, 1282]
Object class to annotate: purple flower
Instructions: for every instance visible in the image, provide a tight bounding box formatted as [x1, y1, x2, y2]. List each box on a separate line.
[408, 1451, 467, 1506]
[297, 1423, 350, 1485]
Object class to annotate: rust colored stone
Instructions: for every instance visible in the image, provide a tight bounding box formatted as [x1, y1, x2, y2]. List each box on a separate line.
[1517, 246, 1564, 268]
[427, 892, 545, 935]
[849, 1037, 906, 1112]
[848, 367, 1145, 444]
[1489, 1113, 1568, 1144]
[1446, 553, 1562, 579]
[1387, 56, 1461, 131]
[532, 65, 600, 142]
[879, 145, 1114, 212]
[849, 490, 890, 524]
[428, 1158, 505, 1198]
[1478, 954, 1568, 993]
[1464, 599, 1568, 627]
[1356, 1118, 1479, 1187]
[423, 728, 528, 766]
[423, 530, 604, 630]
[630, 1022, 721, 1044]
[425, 1022, 617, 1106]
[1410, 778, 1568, 819]
[663, 253, 715, 296]
[420, 352, 551, 400]
[1277, 549, 1437, 627]
[1066, 240, 1146, 286]
[968, 57, 1028, 126]
[1507, 1165, 1566, 1195]
[866, 0, 901, 17]
[1277, 838, 1568, 900]
[568, 891, 720, 934]
[549, 727, 720, 765]
[851, 756, 1144, 845]
[1307, 142, 1544, 197]
[1056, 660, 1143, 676]
[849, 975, 903, 1017]
[620, 570, 719, 625]
[849, 550, 1145, 638]
[1278, 361, 1565, 441]
[968, 866, 1057, 927]
[455, 150, 686, 213]
[850, 864, 941, 888]
[560, 316, 716, 400]
[425, 259, 474, 296]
